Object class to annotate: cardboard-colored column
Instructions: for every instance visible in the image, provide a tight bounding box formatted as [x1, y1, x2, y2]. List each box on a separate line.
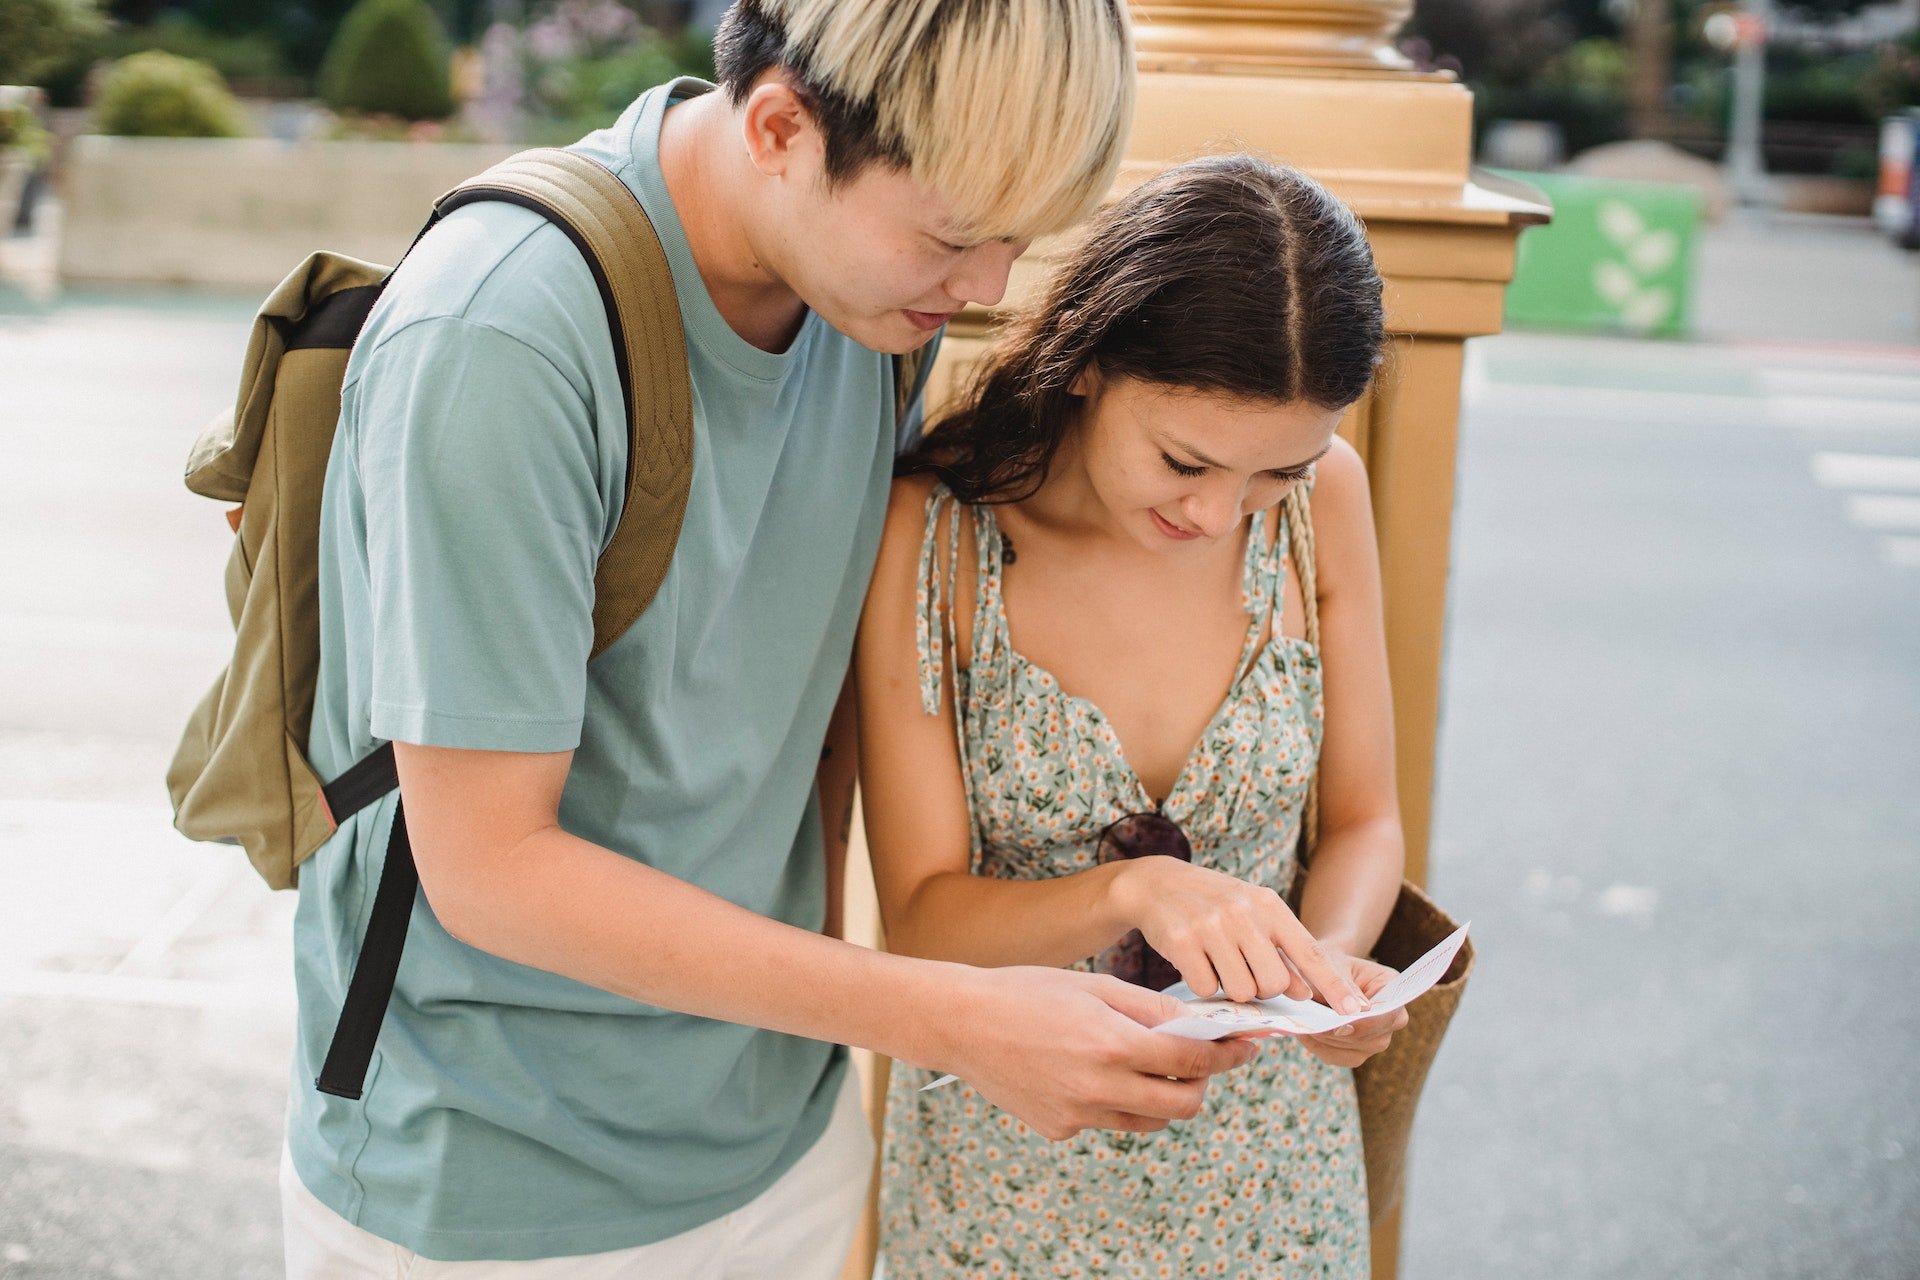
[842, 7, 1548, 1276]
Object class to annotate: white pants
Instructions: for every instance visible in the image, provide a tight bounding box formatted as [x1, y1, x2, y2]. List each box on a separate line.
[282, 1072, 874, 1279]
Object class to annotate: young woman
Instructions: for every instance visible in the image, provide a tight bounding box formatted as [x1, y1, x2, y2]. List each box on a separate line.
[855, 154, 1410, 1277]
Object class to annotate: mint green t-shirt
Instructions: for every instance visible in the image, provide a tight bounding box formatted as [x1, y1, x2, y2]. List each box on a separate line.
[288, 79, 922, 1261]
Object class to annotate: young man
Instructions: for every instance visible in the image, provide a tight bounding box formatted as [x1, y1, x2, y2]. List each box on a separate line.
[280, 2, 1334, 1272]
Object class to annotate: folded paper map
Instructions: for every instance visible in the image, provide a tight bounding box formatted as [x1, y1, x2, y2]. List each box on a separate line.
[1153, 921, 1470, 1040]
[921, 922, 1469, 1090]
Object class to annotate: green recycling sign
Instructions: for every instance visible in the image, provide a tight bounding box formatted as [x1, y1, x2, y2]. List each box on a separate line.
[1493, 170, 1702, 339]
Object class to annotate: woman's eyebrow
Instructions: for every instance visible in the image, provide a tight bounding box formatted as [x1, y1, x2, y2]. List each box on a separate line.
[1271, 444, 1334, 473]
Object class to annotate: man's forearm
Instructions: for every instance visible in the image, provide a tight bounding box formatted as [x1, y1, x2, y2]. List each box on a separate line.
[432, 824, 959, 1068]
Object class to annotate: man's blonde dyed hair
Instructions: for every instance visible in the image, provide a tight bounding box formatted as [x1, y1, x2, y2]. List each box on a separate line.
[716, 0, 1135, 241]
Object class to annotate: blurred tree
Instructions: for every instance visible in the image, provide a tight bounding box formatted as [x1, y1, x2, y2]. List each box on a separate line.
[0, 0, 108, 84]
[93, 48, 247, 134]
[319, 0, 455, 119]
[184, 0, 360, 77]
[1404, 0, 1575, 84]
[1625, 0, 1675, 136]
[517, 0, 714, 141]
[1858, 28, 1920, 116]
[1771, 0, 1879, 20]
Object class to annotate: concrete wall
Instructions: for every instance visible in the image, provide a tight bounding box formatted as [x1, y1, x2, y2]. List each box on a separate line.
[58, 135, 520, 289]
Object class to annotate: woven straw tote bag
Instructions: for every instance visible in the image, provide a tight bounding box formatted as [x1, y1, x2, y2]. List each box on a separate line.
[1282, 481, 1475, 1222]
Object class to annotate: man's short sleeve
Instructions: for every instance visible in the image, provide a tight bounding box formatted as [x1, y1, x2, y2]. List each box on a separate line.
[352, 315, 606, 753]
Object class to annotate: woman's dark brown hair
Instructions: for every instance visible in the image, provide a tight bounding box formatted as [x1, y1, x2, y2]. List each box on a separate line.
[898, 153, 1385, 503]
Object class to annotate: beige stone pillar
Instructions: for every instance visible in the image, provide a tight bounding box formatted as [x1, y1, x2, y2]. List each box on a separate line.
[842, 7, 1548, 1276]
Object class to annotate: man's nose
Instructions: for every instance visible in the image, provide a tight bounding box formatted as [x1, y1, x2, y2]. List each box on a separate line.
[947, 240, 1022, 309]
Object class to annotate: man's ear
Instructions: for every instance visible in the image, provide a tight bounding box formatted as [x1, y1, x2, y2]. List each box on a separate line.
[739, 75, 823, 180]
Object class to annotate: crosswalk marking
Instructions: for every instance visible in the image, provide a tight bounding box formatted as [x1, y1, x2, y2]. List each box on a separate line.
[1767, 395, 1920, 433]
[1756, 369, 1920, 405]
[1885, 536, 1920, 569]
[1804, 448, 1920, 571]
[0, 967, 291, 1011]
[1845, 494, 1920, 532]
[1813, 453, 1920, 493]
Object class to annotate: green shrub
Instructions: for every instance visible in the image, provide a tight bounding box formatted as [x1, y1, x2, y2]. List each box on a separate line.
[94, 51, 248, 138]
[1857, 31, 1920, 118]
[0, 99, 51, 164]
[519, 2, 719, 145]
[1831, 146, 1878, 181]
[319, 0, 454, 122]
[0, 0, 106, 86]
[1687, 51, 1878, 128]
[1767, 56, 1876, 126]
[106, 15, 289, 85]
[41, 14, 297, 108]
[527, 36, 681, 140]
[1540, 37, 1630, 98]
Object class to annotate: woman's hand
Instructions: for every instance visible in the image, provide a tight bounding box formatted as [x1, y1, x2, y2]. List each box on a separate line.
[1107, 856, 1370, 1012]
[1295, 952, 1408, 1068]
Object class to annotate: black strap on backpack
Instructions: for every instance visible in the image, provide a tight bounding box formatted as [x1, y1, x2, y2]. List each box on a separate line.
[314, 743, 406, 1098]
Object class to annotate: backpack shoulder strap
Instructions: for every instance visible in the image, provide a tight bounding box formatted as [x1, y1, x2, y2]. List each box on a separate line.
[317, 153, 692, 1101]
[434, 148, 693, 659]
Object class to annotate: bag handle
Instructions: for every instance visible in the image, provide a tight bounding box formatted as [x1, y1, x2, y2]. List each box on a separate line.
[1283, 480, 1322, 870]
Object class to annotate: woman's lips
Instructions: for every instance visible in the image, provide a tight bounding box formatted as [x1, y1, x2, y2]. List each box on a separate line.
[1150, 508, 1200, 540]
[903, 308, 957, 331]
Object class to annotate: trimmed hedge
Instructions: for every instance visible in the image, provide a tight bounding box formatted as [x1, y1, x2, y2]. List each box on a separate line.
[318, 0, 454, 122]
[94, 51, 248, 139]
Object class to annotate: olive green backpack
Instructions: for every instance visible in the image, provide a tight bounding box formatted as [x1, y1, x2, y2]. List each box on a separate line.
[166, 147, 927, 1099]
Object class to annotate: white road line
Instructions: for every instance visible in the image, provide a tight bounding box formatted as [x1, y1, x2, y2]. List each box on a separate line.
[0, 967, 291, 1011]
[1757, 369, 1920, 404]
[1469, 382, 1920, 434]
[1845, 495, 1920, 532]
[1470, 383, 1766, 427]
[0, 614, 231, 657]
[1766, 396, 1920, 433]
[1882, 536, 1920, 569]
[111, 859, 245, 978]
[1812, 453, 1920, 492]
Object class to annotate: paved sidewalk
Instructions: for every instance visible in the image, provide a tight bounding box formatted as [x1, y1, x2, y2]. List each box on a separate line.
[0, 284, 292, 1279]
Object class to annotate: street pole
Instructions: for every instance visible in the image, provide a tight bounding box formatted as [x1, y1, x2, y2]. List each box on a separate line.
[1628, 0, 1675, 139]
[1725, 0, 1772, 206]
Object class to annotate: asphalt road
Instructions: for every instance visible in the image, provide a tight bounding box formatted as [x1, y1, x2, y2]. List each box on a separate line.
[1, 214, 1916, 1278]
[1402, 334, 1920, 1280]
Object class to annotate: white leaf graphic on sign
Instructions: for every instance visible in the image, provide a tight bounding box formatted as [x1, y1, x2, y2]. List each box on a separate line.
[1598, 199, 1645, 246]
[1629, 229, 1678, 275]
[1594, 259, 1637, 305]
[1621, 287, 1674, 331]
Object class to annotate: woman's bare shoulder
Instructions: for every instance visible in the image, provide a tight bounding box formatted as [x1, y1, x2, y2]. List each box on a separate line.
[1309, 434, 1371, 515]
[875, 472, 980, 667]
[877, 472, 947, 561]
[889, 470, 943, 509]
[1305, 434, 1381, 603]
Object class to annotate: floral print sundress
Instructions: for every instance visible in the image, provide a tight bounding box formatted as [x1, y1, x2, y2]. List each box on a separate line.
[878, 481, 1369, 1280]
